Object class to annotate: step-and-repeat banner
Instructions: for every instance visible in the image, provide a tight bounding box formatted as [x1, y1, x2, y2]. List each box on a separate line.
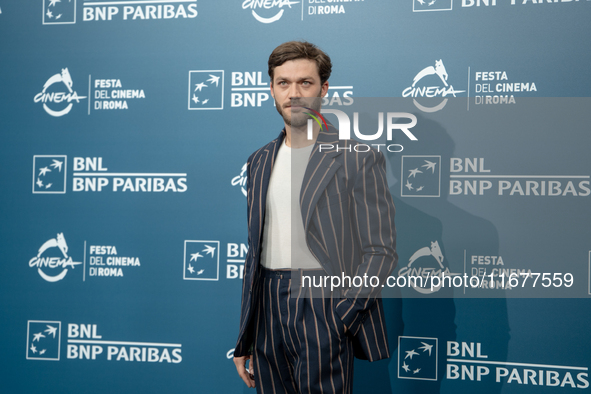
[1, 1, 590, 393]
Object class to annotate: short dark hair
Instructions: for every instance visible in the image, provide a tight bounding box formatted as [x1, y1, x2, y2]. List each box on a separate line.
[268, 41, 332, 85]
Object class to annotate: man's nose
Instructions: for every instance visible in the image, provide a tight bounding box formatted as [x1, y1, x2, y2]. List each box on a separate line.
[288, 83, 302, 98]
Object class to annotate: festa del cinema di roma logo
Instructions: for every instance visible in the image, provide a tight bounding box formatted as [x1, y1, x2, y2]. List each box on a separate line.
[242, 0, 299, 23]
[402, 60, 465, 113]
[231, 163, 248, 197]
[29, 233, 82, 282]
[34, 68, 86, 117]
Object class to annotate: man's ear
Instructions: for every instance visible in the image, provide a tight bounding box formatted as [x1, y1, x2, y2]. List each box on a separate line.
[270, 83, 275, 99]
[321, 81, 329, 98]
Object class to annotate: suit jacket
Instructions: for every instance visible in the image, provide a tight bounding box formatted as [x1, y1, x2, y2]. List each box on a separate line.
[234, 125, 397, 362]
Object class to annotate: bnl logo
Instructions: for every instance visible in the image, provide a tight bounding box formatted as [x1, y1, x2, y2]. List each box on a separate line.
[401, 156, 441, 197]
[398, 336, 438, 381]
[33, 155, 67, 194]
[230, 72, 270, 108]
[43, 0, 76, 24]
[413, 0, 453, 12]
[26, 321, 61, 361]
[188, 71, 224, 110]
[183, 240, 220, 281]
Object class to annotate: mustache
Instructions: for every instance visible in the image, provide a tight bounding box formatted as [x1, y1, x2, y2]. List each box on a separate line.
[286, 98, 321, 109]
[285, 100, 304, 108]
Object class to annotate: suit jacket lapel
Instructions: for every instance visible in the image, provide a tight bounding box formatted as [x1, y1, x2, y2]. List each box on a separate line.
[252, 131, 284, 253]
[300, 126, 343, 231]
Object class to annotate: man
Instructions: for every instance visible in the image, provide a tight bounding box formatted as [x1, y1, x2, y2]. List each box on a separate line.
[233, 41, 397, 393]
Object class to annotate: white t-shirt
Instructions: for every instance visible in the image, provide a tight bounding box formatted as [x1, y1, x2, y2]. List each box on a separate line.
[260, 140, 322, 270]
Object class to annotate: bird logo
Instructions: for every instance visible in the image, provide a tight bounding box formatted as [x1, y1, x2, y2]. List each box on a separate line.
[44, 0, 75, 24]
[33, 156, 66, 194]
[184, 241, 220, 281]
[188, 71, 224, 110]
[401, 156, 441, 197]
[27, 321, 60, 360]
[398, 336, 438, 381]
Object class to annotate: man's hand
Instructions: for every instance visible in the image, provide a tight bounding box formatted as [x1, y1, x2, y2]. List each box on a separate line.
[234, 355, 255, 388]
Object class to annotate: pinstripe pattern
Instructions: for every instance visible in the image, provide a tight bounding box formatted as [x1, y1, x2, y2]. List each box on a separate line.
[253, 269, 354, 394]
[235, 125, 397, 367]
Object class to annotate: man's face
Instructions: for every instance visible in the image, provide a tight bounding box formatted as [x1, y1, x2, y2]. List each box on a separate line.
[270, 58, 329, 129]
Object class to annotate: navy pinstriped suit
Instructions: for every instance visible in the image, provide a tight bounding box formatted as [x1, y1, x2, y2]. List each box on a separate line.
[235, 125, 397, 392]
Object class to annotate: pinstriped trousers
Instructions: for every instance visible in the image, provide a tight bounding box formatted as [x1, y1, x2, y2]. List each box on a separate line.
[253, 268, 354, 394]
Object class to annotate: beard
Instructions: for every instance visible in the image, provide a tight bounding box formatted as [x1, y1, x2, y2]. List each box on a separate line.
[274, 92, 323, 130]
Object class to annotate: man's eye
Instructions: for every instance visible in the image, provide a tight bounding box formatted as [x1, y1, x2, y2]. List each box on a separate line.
[302, 81, 311, 86]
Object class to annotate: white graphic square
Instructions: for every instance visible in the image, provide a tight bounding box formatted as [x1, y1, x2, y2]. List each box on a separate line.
[26, 320, 61, 361]
[398, 336, 438, 381]
[43, 0, 76, 25]
[413, 0, 453, 12]
[401, 155, 441, 197]
[188, 70, 224, 110]
[33, 155, 67, 194]
[184, 240, 220, 281]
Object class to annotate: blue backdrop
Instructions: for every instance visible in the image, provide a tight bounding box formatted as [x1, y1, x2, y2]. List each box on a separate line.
[1, 1, 590, 393]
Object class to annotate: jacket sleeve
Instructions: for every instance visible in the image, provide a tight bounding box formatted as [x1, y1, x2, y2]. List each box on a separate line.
[234, 156, 254, 357]
[335, 149, 397, 336]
